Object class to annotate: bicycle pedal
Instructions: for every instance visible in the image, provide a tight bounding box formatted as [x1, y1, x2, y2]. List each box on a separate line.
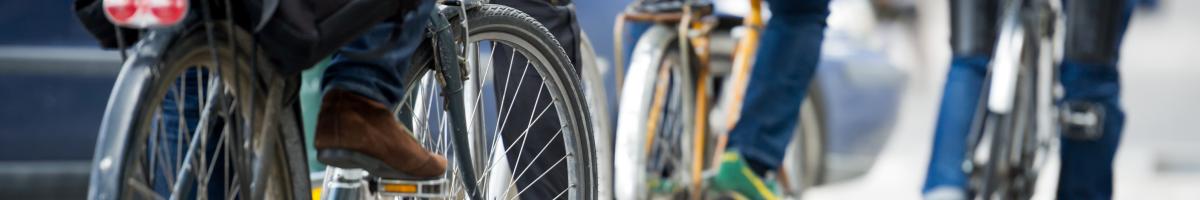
[375, 177, 449, 199]
[1059, 101, 1104, 141]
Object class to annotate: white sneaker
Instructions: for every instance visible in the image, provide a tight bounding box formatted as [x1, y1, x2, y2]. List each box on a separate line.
[923, 186, 967, 200]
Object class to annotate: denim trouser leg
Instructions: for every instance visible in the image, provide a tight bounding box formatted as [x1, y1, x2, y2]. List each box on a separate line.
[922, 56, 990, 193]
[726, 0, 830, 173]
[1056, 0, 1132, 198]
[322, 1, 434, 106]
[1056, 60, 1125, 200]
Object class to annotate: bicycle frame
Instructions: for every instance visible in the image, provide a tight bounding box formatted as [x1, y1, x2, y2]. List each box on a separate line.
[968, 0, 1060, 198]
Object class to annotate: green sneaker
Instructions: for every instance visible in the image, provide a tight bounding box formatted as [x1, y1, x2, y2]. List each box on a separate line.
[710, 151, 780, 200]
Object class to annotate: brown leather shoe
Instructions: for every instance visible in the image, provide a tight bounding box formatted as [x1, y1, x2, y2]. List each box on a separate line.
[315, 89, 447, 179]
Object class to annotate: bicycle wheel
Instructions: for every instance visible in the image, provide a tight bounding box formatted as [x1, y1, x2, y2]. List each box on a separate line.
[394, 5, 595, 199]
[91, 23, 309, 200]
[613, 25, 697, 199]
[578, 31, 614, 200]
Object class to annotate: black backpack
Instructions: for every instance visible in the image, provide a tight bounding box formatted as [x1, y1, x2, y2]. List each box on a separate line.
[73, 0, 421, 74]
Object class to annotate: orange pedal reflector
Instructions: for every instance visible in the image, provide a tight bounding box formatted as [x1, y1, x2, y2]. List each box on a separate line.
[383, 183, 419, 193]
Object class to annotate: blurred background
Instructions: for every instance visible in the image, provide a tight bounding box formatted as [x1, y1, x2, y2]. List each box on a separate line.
[0, 0, 1196, 199]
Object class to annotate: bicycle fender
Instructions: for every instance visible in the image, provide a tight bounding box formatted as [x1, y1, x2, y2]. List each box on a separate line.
[613, 25, 676, 200]
[88, 29, 178, 200]
[986, 0, 1026, 114]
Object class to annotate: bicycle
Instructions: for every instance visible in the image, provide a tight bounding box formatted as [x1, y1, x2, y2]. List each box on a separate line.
[610, 0, 827, 198]
[962, 0, 1067, 199]
[84, 0, 598, 199]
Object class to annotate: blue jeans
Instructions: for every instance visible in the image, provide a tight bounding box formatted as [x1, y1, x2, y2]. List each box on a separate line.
[924, 0, 1133, 199]
[322, 1, 434, 106]
[725, 0, 830, 174]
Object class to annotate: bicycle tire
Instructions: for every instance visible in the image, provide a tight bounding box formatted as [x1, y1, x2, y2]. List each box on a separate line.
[613, 25, 697, 199]
[94, 23, 309, 200]
[577, 31, 615, 200]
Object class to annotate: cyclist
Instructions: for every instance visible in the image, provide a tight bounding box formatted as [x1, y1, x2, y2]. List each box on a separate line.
[923, 0, 1134, 199]
[704, 0, 832, 199]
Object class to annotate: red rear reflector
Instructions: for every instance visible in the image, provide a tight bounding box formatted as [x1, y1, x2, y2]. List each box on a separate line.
[103, 0, 188, 28]
[103, 0, 138, 24]
[149, 0, 186, 25]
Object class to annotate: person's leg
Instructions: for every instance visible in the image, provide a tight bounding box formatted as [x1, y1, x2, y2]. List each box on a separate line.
[921, 0, 999, 197]
[725, 0, 830, 176]
[713, 0, 828, 199]
[1056, 0, 1133, 199]
[922, 56, 989, 197]
[321, 13, 430, 106]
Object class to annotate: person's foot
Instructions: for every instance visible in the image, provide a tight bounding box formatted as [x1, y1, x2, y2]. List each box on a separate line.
[923, 186, 967, 200]
[314, 89, 447, 179]
[710, 151, 780, 200]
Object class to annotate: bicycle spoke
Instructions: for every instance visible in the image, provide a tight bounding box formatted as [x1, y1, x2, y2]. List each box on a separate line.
[197, 69, 211, 200]
[474, 98, 555, 185]
[203, 128, 228, 185]
[223, 117, 232, 198]
[478, 59, 537, 186]
[225, 173, 241, 200]
[127, 177, 167, 200]
[477, 47, 523, 183]
[465, 42, 499, 177]
[505, 154, 568, 199]
[156, 114, 177, 190]
[504, 126, 564, 191]
[168, 81, 221, 199]
[175, 76, 186, 184]
[493, 61, 532, 137]
[466, 42, 499, 131]
[505, 84, 546, 181]
[549, 185, 571, 200]
[148, 115, 160, 187]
